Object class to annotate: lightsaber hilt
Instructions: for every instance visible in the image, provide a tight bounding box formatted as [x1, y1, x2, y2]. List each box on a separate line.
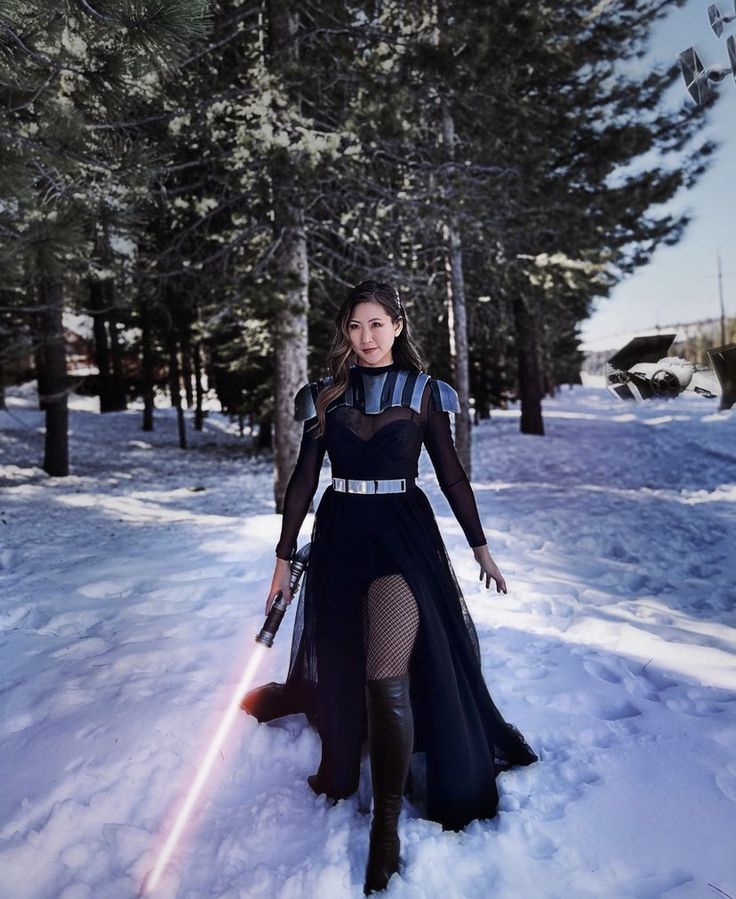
[255, 542, 310, 648]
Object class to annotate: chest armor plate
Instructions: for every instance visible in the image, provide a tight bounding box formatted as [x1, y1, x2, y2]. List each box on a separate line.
[340, 367, 429, 414]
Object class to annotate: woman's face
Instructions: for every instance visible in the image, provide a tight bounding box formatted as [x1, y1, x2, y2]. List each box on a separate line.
[347, 301, 403, 368]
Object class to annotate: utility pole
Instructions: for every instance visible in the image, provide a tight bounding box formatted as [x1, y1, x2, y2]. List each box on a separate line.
[717, 250, 726, 345]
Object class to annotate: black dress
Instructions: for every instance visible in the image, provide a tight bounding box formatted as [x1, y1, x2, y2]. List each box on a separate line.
[243, 361, 537, 831]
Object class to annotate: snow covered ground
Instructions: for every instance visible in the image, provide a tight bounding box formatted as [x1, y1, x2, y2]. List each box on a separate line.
[1, 385, 735, 899]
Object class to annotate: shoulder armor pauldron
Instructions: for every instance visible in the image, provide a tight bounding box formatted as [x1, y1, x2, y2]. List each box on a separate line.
[294, 376, 334, 421]
[429, 378, 460, 413]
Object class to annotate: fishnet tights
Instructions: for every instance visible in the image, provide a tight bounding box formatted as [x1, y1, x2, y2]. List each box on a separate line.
[362, 574, 420, 680]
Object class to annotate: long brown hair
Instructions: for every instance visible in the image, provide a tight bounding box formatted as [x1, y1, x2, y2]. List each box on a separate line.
[313, 281, 425, 436]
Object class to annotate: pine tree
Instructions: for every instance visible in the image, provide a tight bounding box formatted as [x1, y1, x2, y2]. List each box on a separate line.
[396, 0, 714, 434]
[0, 0, 209, 475]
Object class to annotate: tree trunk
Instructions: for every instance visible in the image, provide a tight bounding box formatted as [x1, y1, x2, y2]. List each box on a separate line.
[476, 379, 491, 421]
[37, 278, 69, 475]
[140, 297, 155, 432]
[90, 226, 125, 412]
[440, 95, 472, 475]
[544, 370, 556, 398]
[269, 0, 309, 515]
[272, 213, 308, 513]
[107, 294, 127, 411]
[167, 333, 187, 449]
[34, 335, 51, 412]
[512, 293, 545, 436]
[444, 218, 472, 476]
[193, 339, 205, 431]
[539, 319, 556, 398]
[257, 416, 273, 449]
[90, 277, 115, 412]
[181, 330, 194, 409]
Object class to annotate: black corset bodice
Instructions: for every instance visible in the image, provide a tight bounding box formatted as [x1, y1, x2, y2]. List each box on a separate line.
[275, 362, 487, 559]
[325, 403, 424, 481]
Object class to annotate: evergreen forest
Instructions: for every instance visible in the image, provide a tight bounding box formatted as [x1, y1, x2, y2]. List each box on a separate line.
[0, 0, 715, 500]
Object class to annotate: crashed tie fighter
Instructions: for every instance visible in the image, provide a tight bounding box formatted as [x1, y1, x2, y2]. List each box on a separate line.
[605, 334, 736, 409]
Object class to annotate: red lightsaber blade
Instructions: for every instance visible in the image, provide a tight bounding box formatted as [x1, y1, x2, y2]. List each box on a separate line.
[140, 544, 310, 895]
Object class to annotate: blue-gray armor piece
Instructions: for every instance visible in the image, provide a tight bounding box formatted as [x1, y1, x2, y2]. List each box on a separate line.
[294, 381, 322, 420]
[294, 367, 460, 420]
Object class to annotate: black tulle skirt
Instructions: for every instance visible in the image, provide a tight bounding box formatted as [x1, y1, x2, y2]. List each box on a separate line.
[243, 484, 537, 831]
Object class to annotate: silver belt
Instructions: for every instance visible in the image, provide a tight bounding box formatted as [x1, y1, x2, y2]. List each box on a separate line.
[332, 477, 412, 495]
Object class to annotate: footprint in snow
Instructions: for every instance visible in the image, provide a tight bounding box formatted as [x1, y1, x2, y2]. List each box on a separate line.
[584, 655, 683, 703]
[665, 686, 736, 718]
[577, 725, 619, 750]
[621, 570, 648, 592]
[625, 674, 663, 702]
[75, 722, 110, 742]
[577, 587, 613, 607]
[518, 598, 554, 615]
[51, 637, 109, 660]
[548, 689, 641, 721]
[164, 564, 227, 582]
[558, 760, 601, 789]
[522, 823, 558, 860]
[621, 663, 679, 692]
[4, 711, 36, 735]
[715, 763, 736, 803]
[1, 604, 30, 630]
[1, 604, 49, 633]
[613, 868, 693, 898]
[582, 658, 622, 684]
[533, 790, 570, 821]
[510, 662, 550, 681]
[39, 609, 104, 637]
[77, 580, 126, 599]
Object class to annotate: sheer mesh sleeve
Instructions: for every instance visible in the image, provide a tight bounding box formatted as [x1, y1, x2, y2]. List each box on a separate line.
[422, 386, 487, 549]
[275, 418, 326, 561]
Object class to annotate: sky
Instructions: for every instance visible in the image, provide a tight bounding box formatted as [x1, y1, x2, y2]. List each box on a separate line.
[580, 0, 736, 350]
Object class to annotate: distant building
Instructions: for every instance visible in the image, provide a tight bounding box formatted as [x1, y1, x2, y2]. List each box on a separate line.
[63, 313, 97, 376]
[1, 313, 96, 388]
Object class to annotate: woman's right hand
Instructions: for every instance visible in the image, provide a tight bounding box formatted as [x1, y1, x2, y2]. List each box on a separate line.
[265, 557, 294, 615]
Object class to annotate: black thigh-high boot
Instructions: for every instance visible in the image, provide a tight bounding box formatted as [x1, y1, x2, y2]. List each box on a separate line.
[364, 675, 414, 895]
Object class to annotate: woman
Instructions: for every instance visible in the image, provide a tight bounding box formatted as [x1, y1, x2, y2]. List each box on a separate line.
[243, 280, 537, 895]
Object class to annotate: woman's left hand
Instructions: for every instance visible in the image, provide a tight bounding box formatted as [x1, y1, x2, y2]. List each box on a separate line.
[472, 545, 507, 594]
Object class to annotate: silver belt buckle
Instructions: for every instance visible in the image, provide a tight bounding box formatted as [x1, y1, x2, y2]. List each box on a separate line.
[332, 477, 408, 494]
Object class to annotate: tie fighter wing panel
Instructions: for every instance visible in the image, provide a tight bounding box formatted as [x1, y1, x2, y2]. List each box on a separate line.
[709, 3, 725, 37]
[706, 343, 736, 408]
[607, 334, 677, 371]
[626, 374, 655, 400]
[728, 34, 736, 77]
[609, 383, 636, 401]
[679, 47, 717, 103]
